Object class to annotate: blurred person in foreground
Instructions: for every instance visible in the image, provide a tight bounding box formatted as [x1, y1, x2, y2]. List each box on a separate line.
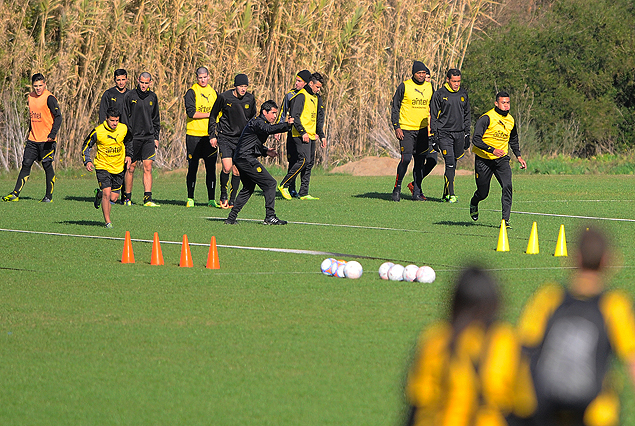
[509, 227, 635, 426]
[405, 266, 533, 426]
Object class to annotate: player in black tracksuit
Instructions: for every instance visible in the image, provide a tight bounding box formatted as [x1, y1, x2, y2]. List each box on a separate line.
[121, 72, 161, 206]
[99, 69, 129, 124]
[224, 100, 292, 225]
[208, 74, 256, 209]
[430, 69, 471, 203]
[275, 69, 312, 198]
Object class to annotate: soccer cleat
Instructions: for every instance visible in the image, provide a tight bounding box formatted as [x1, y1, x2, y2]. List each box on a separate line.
[104, 222, 113, 229]
[442, 194, 450, 202]
[392, 187, 401, 202]
[94, 189, 103, 209]
[449, 195, 458, 203]
[413, 194, 427, 201]
[263, 216, 287, 225]
[124, 199, 133, 206]
[300, 195, 319, 200]
[143, 201, 160, 207]
[407, 182, 415, 194]
[208, 200, 221, 208]
[470, 203, 479, 221]
[224, 217, 238, 225]
[290, 189, 300, 199]
[186, 198, 194, 208]
[278, 185, 292, 200]
[2, 193, 18, 202]
[505, 220, 512, 229]
[39, 196, 52, 203]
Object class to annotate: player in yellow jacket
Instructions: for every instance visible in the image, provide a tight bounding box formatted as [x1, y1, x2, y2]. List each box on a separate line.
[82, 108, 132, 228]
[405, 266, 534, 426]
[510, 227, 635, 426]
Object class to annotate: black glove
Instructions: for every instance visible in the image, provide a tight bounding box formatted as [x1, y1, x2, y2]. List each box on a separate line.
[430, 133, 440, 152]
[464, 133, 471, 150]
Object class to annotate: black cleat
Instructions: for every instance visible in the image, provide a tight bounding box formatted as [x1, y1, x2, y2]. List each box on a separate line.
[39, 196, 52, 203]
[412, 194, 427, 201]
[263, 216, 287, 225]
[94, 188, 103, 209]
[505, 220, 512, 229]
[391, 187, 401, 202]
[224, 217, 238, 225]
[290, 189, 300, 199]
[470, 203, 478, 221]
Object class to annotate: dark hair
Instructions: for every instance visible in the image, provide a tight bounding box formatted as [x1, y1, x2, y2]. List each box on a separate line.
[31, 73, 45, 84]
[260, 100, 278, 114]
[311, 72, 324, 85]
[196, 67, 209, 76]
[105, 107, 121, 119]
[451, 266, 500, 333]
[578, 227, 609, 271]
[139, 72, 152, 81]
[114, 69, 127, 78]
[496, 91, 510, 101]
[446, 68, 461, 79]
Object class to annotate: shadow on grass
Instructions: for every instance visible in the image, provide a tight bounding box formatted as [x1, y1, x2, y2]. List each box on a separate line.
[64, 195, 93, 203]
[353, 192, 447, 202]
[58, 220, 105, 227]
[434, 220, 499, 229]
[0, 266, 36, 272]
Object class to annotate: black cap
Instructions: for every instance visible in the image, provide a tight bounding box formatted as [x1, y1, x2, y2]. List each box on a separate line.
[297, 70, 312, 83]
[412, 61, 429, 75]
[234, 74, 249, 87]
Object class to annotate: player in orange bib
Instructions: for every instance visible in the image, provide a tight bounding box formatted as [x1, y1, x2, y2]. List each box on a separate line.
[3, 73, 62, 203]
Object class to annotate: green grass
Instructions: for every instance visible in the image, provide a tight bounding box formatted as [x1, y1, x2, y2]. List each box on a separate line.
[1, 169, 635, 425]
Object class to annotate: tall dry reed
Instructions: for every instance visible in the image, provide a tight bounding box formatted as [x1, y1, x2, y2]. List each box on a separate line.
[0, 0, 496, 171]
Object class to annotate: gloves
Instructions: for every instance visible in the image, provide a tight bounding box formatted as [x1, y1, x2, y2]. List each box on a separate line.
[464, 133, 471, 150]
[430, 133, 440, 152]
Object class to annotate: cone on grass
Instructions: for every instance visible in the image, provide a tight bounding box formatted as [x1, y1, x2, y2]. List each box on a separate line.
[151, 232, 164, 265]
[496, 219, 510, 252]
[180, 234, 193, 267]
[206, 236, 220, 269]
[526, 222, 539, 254]
[121, 231, 135, 263]
[554, 224, 568, 257]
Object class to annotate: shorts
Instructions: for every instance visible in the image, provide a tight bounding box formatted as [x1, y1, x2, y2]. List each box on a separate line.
[23, 140, 56, 165]
[186, 134, 218, 160]
[218, 135, 240, 160]
[96, 169, 124, 192]
[400, 128, 429, 156]
[132, 138, 156, 162]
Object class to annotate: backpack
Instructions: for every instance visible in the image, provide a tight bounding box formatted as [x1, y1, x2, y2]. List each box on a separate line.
[530, 290, 612, 412]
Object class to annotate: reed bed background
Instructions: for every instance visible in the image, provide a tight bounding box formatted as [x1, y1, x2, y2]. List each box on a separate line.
[0, 0, 496, 170]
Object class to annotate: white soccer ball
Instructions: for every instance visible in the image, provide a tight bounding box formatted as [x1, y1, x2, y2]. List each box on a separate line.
[344, 261, 363, 279]
[321, 258, 336, 276]
[416, 266, 436, 284]
[335, 261, 347, 278]
[378, 262, 395, 280]
[403, 264, 419, 282]
[388, 264, 405, 281]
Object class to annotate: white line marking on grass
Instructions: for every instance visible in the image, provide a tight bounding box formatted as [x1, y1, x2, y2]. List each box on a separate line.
[204, 217, 429, 233]
[0, 228, 390, 260]
[515, 199, 635, 203]
[510, 210, 635, 222]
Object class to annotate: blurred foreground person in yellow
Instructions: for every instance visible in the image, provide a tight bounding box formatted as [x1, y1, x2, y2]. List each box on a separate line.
[405, 266, 533, 426]
[510, 227, 635, 426]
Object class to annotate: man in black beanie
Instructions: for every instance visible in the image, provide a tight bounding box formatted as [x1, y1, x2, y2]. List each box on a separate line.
[208, 73, 256, 209]
[275, 69, 311, 199]
[390, 61, 436, 201]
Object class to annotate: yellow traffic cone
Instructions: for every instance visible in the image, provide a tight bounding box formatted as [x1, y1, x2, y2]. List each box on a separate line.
[526, 222, 539, 254]
[554, 224, 568, 257]
[497, 219, 510, 252]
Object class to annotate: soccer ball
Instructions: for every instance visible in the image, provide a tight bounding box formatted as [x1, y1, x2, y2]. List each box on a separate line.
[335, 260, 347, 278]
[344, 261, 363, 279]
[416, 266, 436, 283]
[403, 264, 419, 282]
[388, 264, 405, 281]
[378, 262, 394, 280]
[321, 258, 337, 275]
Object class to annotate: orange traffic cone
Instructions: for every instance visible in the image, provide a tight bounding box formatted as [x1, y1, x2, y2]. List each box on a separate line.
[180, 234, 193, 267]
[206, 236, 220, 269]
[121, 231, 135, 263]
[151, 232, 164, 265]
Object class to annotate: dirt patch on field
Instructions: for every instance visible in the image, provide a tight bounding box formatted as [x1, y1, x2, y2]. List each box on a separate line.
[330, 156, 473, 177]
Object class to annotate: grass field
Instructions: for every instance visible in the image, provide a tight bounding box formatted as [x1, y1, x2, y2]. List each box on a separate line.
[1, 168, 635, 425]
